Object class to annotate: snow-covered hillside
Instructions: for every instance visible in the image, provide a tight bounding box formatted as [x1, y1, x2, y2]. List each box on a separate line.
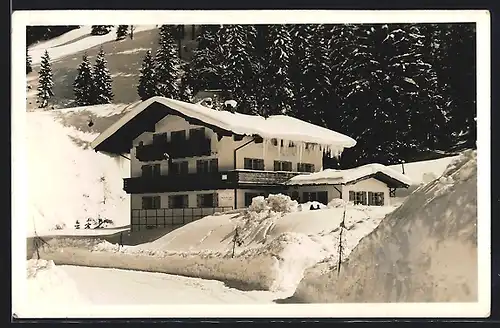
[27, 25, 160, 109]
[291, 150, 478, 303]
[27, 104, 136, 236]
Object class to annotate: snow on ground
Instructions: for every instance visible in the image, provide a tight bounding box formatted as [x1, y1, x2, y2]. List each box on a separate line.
[388, 155, 460, 186]
[38, 195, 398, 294]
[27, 109, 130, 236]
[29, 25, 157, 65]
[291, 150, 478, 303]
[21, 260, 284, 317]
[113, 47, 150, 55]
[24, 260, 90, 308]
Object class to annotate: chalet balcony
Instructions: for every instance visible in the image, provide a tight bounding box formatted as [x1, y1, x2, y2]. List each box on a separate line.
[123, 170, 306, 194]
[135, 138, 212, 162]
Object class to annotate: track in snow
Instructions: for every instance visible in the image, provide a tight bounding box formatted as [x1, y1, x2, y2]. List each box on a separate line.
[59, 265, 287, 304]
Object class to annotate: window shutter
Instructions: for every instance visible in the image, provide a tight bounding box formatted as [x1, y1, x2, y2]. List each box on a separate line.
[258, 159, 265, 170]
[379, 193, 385, 206]
[362, 192, 367, 205]
[183, 195, 189, 208]
[368, 192, 373, 205]
[349, 191, 355, 202]
[197, 194, 202, 207]
[274, 161, 280, 171]
[210, 159, 218, 172]
[168, 196, 173, 208]
[284, 161, 292, 171]
[154, 196, 161, 209]
[142, 197, 147, 209]
[213, 192, 218, 207]
[310, 164, 315, 172]
[244, 158, 251, 169]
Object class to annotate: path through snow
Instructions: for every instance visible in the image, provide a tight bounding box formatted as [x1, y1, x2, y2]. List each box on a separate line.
[59, 265, 289, 304]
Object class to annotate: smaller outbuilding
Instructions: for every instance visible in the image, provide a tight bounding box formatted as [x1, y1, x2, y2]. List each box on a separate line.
[284, 163, 413, 206]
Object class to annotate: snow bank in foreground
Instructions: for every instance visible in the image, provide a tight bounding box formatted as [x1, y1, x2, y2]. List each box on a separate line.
[292, 150, 477, 303]
[25, 260, 89, 307]
[37, 195, 397, 292]
[27, 110, 130, 236]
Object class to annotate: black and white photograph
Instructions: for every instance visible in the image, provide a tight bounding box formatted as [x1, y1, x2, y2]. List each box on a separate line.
[12, 10, 490, 318]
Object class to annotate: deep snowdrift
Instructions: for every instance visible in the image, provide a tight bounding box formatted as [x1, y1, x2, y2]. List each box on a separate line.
[35, 195, 398, 293]
[27, 106, 131, 236]
[292, 149, 477, 303]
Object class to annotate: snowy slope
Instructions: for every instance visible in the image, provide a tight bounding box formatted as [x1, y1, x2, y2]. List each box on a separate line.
[26, 26, 160, 109]
[388, 155, 460, 185]
[27, 105, 134, 236]
[292, 150, 478, 303]
[29, 25, 157, 65]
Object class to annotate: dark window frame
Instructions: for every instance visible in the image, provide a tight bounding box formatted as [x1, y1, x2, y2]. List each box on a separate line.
[244, 158, 265, 170]
[168, 194, 189, 209]
[142, 195, 161, 209]
[274, 160, 292, 172]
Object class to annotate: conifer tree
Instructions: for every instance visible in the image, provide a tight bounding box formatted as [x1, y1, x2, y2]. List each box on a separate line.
[218, 24, 260, 114]
[91, 25, 113, 35]
[137, 50, 157, 100]
[155, 25, 181, 98]
[36, 50, 54, 108]
[116, 25, 129, 40]
[260, 24, 294, 116]
[184, 25, 224, 95]
[73, 53, 94, 106]
[92, 47, 114, 104]
[298, 25, 333, 126]
[26, 47, 32, 74]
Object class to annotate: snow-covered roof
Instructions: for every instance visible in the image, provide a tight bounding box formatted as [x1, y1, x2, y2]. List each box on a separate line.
[91, 96, 356, 155]
[285, 163, 413, 188]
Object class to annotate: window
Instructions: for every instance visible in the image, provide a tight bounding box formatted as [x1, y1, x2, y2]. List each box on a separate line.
[302, 191, 328, 204]
[142, 196, 161, 209]
[290, 191, 300, 201]
[197, 193, 218, 208]
[297, 163, 315, 173]
[168, 194, 189, 209]
[244, 158, 265, 170]
[196, 159, 218, 173]
[274, 160, 292, 171]
[368, 192, 385, 206]
[245, 192, 266, 207]
[170, 161, 189, 175]
[349, 191, 367, 205]
[153, 132, 168, 144]
[170, 130, 186, 144]
[189, 128, 205, 141]
[142, 164, 161, 177]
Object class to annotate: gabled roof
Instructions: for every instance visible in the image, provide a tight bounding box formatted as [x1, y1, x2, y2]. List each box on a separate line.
[285, 163, 412, 189]
[90, 96, 356, 155]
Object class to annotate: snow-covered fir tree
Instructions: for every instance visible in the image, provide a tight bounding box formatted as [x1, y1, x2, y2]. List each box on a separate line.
[260, 24, 295, 117]
[92, 47, 114, 104]
[297, 25, 333, 126]
[288, 24, 314, 120]
[91, 25, 113, 35]
[330, 24, 448, 167]
[116, 25, 129, 40]
[184, 25, 224, 95]
[155, 25, 181, 98]
[26, 47, 32, 74]
[36, 50, 54, 108]
[218, 24, 260, 114]
[137, 50, 157, 101]
[73, 53, 94, 106]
